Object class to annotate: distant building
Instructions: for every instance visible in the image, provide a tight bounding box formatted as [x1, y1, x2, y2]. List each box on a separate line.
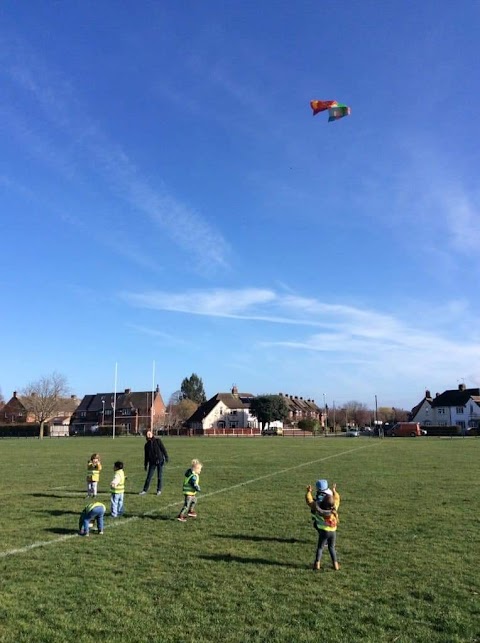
[187, 387, 257, 434]
[410, 384, 480, 429]
[2, 391, 79, 424]
[70, 386, 166, 434]
[186, 387, 323, 434]
[278, 393, 324, 425]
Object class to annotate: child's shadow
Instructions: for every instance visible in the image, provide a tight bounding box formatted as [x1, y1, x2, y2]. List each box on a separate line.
[213, 533, 308, 544]
[199, 553, 305, 569]
[139, 514, 174, 522]
[45, 527, 77, 535]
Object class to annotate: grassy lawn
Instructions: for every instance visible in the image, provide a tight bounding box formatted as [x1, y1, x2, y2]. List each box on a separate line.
[0, 436, 479, 642]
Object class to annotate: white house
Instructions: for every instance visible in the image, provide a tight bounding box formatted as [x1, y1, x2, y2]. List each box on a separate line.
[187, 388, 259, 433]
[411, 384, 480, 429]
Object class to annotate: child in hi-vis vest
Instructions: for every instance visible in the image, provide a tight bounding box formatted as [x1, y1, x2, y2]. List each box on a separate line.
[79, 501, 105, 536]
[177, 459, 202, 522]
[110, 461, 125, 518]
[305, 481, 340, 571]
[86, 453, 102, 497]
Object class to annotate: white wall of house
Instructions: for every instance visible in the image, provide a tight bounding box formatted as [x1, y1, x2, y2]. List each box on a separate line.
[198, 400, 259, 430]
[427, 398, 480, 428]
[411, 400, 433, 425]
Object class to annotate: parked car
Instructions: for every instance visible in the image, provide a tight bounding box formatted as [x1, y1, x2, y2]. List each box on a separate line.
[387, 422, 422, 437]
[345, 429, 359, 437]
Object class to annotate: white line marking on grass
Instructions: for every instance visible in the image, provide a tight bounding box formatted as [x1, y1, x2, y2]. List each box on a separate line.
[0, 443, 378, 558]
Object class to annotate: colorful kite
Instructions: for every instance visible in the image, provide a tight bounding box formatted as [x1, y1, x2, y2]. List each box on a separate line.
[310, 100, 338, 115]
[328, 103, 351, 122]
[310, 99, 351, 122]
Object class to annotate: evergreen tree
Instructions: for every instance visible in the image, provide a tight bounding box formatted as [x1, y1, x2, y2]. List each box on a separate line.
[249, 395, 289, 430]
[180, 373, 206, 404]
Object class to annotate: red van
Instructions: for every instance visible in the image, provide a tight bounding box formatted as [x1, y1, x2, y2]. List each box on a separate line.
[388, 422, 422, 437]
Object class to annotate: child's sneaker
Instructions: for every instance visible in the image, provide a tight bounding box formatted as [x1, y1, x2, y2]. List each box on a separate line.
[98, 531, 104, 535]
[177, 515, 187, 522]
[187, 511, 197, 518]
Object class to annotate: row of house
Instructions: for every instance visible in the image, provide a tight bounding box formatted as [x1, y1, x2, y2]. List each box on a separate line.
[2, 382, 479, 435]
[186, 387, 325, 434]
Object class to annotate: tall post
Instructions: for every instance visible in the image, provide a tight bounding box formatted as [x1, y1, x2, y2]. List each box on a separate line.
[323, 393, 327, 433]
[151, 360, 156, 431]
[112, 362, 118, 440]
[374, 394, 378, 437]
[333, 400, 336, 433]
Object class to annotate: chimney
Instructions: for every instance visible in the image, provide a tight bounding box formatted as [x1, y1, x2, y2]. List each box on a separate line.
[125, 388, 131, 394]
[459, 383, 466, 391]
[425, 390, 431, 399]
[156, 384, 159, 393]
[436, 392, 439, 397]
[13, 391, 17, 398]
[71, 394, 77, 400]
[231, 385, 238, 397]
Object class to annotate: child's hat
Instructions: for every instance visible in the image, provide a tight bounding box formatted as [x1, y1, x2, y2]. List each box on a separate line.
[315, 479, 328, 491]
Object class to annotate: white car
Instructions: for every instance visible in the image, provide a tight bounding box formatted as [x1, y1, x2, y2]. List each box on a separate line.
[345, 429, 359, 437]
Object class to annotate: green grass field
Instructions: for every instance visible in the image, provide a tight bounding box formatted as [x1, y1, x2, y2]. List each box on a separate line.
[0, 436, 479, 643]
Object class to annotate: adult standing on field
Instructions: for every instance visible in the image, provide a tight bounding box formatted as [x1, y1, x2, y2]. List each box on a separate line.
[139, 430, 169, 496]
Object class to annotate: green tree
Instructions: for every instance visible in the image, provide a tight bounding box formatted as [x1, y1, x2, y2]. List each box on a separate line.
[21, 372, 69, 439]
[298, 418, 320, 433]
[249, 395, 289, 430]
[180, 373, 206, 405]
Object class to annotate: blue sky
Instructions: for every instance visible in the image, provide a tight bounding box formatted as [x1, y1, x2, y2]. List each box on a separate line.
[2, 1, 480, 410]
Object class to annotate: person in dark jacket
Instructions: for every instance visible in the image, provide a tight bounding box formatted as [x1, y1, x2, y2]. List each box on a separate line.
[139, 430, 169, 496]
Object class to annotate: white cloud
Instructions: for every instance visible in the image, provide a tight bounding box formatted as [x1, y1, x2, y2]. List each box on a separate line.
[120, 285, 480, 398]
[1, 36, 230, 271]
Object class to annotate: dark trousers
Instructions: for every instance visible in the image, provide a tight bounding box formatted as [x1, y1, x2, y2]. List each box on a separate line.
[315, 529, 337, 564]
[143, 462, 164, 492]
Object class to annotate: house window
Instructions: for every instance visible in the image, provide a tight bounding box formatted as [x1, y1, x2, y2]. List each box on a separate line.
[80, 411, 86, 418]
[229, 421, 238, 428]
[105, 409, 113, 416]
[217, 421, 225, 428]
[458, 421, 465, 429]
[437, 408, 445, 415]
[456, 407, 464, 414]
[231, 410, 237, 415]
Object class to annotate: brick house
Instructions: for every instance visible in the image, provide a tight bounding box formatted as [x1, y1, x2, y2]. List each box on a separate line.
[2, 391, 79, 424]
[70, 386, 166, 434]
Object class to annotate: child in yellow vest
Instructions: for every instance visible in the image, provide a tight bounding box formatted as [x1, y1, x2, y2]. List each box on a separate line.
[177, 459, 202, 522]
[110, 461, 125, 518]
[79, 501, 105, 536]
[86, 453, 102, 497]
[305, 481, 340, 571]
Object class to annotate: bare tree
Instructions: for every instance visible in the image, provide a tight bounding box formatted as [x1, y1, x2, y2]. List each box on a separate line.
[0, 387, 4, 408]
[341, 401, 370, 428]
[21, 372, 69, 439]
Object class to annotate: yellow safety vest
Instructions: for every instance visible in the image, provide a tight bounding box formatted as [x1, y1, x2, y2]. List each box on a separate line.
[111, 469, 125, 494]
